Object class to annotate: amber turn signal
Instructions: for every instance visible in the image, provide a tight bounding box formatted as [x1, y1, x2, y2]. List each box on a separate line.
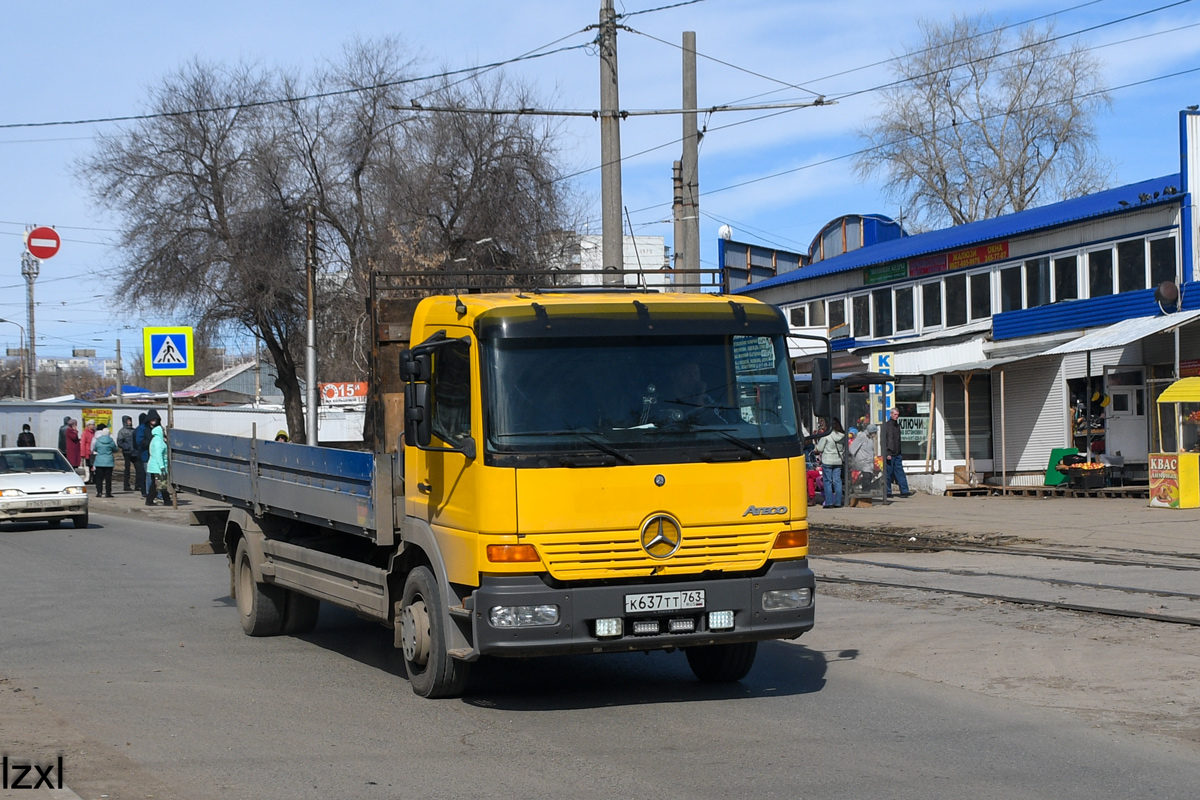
[487, 544, 540, 563]
[773, 529, 809, 550]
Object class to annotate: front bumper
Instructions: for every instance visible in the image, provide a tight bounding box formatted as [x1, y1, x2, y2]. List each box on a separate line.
[0, 495, 87, 523]
[470, 560, 815, 658]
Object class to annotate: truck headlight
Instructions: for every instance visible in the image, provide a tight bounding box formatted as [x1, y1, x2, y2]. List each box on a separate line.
[761, 588, 812, 610]
[488, 604, 559, 628]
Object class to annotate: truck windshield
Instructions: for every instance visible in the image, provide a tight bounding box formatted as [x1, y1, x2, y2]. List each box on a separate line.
[484, 334, 801, 466]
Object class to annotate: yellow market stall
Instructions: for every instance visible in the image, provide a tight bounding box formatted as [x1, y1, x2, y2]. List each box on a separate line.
[1150, 377, 1200, 509]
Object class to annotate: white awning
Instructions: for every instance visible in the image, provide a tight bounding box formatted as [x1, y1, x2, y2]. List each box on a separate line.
[917, 355, 1034, 376]
[1042, 309, 1200, 355]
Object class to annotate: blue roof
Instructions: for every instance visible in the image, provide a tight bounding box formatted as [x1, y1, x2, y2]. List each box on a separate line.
[735, 174, 1183, 293]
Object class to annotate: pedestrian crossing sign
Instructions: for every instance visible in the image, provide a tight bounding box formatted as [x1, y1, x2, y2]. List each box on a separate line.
[143, 326, 195, 376]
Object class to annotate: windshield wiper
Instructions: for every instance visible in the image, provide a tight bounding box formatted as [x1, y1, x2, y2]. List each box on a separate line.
[644, 423, 769, 459]
[496, 429, 636, 464]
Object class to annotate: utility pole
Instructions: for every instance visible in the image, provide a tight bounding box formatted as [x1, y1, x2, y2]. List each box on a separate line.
[599, 0, 624, 284]
[305, 204, 319, 446]
[21, 251, 38, 400]
[680, 30, 701, 291]
[115, 339, 123, 401]
[672, 160, 684, 282]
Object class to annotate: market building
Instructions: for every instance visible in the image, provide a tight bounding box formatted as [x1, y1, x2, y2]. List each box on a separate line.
[730, 109, 1200, 493]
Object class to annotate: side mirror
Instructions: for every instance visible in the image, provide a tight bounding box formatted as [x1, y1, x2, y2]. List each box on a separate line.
[400, 350, 431, 382]
[811, 357, 832, 418]
[404, 382, 432, 448]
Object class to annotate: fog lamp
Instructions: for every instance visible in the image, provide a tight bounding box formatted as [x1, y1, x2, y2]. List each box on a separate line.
[668, 618, 695, 633]
[708, 610, 735, 630]
[595, 617, 623, 637]
[488, 604, 559, 628]
[761, 588, 812, 610]
[631, 619, 660, 635]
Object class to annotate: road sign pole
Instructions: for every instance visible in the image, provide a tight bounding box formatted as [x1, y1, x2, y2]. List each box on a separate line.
[167, 376, 177, 509]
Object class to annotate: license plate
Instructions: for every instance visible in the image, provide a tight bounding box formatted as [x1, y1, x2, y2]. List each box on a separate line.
[624, 590, 705, 614]
[26, 499, 59, 508]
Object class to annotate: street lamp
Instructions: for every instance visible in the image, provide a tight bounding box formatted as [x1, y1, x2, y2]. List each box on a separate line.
[0, 317, 27, 399]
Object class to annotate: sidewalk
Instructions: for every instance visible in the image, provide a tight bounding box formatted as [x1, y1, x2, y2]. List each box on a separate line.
[808, 492, 1200, 556]
[86, 483, 198, 527]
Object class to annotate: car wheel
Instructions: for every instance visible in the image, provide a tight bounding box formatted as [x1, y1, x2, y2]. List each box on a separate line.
[71, 512, 89, 529]
[46, 519, 62, 528]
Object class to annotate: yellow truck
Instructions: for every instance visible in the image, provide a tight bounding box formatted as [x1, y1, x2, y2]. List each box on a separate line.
[174, 287, 814, 697]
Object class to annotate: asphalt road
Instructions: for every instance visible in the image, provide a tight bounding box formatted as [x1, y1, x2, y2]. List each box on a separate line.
[2, 513, 1199, 800]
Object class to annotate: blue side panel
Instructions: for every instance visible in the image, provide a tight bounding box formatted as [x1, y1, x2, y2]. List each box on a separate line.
[993, 289, 1161, 340]
[1183, 280, 1200, 311]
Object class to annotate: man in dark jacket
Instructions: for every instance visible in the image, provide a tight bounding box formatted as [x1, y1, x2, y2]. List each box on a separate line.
[17, 424, 36, 447]
[116, 415, 136, 492]
[57, 415, 71, 455]
[884, 407, 912, 498]
[133, 413, 150, 497]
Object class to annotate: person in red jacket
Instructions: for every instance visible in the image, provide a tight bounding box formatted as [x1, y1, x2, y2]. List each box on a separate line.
[64, 419, 82, 468]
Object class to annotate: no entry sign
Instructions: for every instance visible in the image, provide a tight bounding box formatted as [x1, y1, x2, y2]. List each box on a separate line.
[25, 226, 60, 259]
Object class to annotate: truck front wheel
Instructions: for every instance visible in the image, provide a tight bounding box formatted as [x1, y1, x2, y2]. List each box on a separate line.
[399, 566, 470, 698]
[685, 642, 758, 683]
[235, 539, 285, 636]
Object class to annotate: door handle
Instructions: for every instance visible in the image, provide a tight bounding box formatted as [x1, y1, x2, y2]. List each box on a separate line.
[417, 482, 432, 494]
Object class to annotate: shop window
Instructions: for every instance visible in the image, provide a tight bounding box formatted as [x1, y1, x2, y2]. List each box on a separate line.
[945, 274, 967, 327]
[789, 306, 806, 326]
[808, 300, 826, 327]
[969, 272, 991, 320]
[894, 376, 934, 460]
[1149, 237, 1177, 286]
[1088, 248, 1113, 297]
[942, 374, 993, 460]
[1117, 239, 1146, 293]
[1025, 257, 1050, 308]
[852, 294, 870, 338]
[872, 288, 893, 337]
[895, 286, 915, 333]
[921, 282, 942, 328]
[1054, 255, 1078, 301]
[999, 265, 1022, 312]
[828, 297, 846, 331]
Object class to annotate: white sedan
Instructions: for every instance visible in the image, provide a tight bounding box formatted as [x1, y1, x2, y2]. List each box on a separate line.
[0, 448, 89, 529]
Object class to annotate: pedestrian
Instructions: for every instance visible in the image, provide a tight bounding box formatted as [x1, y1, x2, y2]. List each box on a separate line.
[884, 407, 912, 498]
[274, 430, 289, 443]
[16, 424, 36, 447]
[815, 418, 845, 508]
[134, 412, 151, 497]
[145, 417, 170, 506]
[57, 415, 71, 455]
[91, 423, 119, 498]
[81, 420, 97, 483]
[64, 419, 82, 468]
[850, 423, 878, 491]
[116, 415, 136, 491]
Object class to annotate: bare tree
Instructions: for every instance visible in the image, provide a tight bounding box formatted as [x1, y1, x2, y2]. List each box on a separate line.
[857, 14, 1111, 229]
[81, 43, 575, 436]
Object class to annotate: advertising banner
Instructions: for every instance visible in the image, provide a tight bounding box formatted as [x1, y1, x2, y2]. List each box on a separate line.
[319, 382, 368, 406]
[1149, 452, 1200, 509]
[948, 242, 1009, 271]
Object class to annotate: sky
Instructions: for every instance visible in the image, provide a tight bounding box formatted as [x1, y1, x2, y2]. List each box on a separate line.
[2, 0, 1198, 370]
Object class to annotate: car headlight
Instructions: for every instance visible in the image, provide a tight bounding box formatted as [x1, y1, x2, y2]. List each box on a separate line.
[1, 488, 26, 497]
[63, 486, 86, 495]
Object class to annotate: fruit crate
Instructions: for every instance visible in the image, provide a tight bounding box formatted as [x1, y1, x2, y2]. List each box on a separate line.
[1069, 470, 1106, 490]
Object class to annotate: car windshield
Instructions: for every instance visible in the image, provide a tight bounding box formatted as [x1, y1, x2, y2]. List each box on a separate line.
[0, 450, 74, 475]
[484, 333, 800, 466]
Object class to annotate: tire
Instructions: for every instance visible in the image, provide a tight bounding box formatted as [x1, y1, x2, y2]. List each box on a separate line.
[234, 538, 285, 636]
[46, 519, 62, 529]
[71, 511, 89, 529]
[398, 566, 470, 698]
[685, 642, 758, 683]
[281, 590, 320, 635]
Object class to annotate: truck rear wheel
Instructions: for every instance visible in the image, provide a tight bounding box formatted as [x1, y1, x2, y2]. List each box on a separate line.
[685, 642, 758, 683]
[399, 566, 470, 698]
[235, 539, 285, 636]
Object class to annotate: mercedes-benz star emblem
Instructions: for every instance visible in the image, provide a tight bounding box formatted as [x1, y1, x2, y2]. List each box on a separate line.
[640, 515, 682, 559]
